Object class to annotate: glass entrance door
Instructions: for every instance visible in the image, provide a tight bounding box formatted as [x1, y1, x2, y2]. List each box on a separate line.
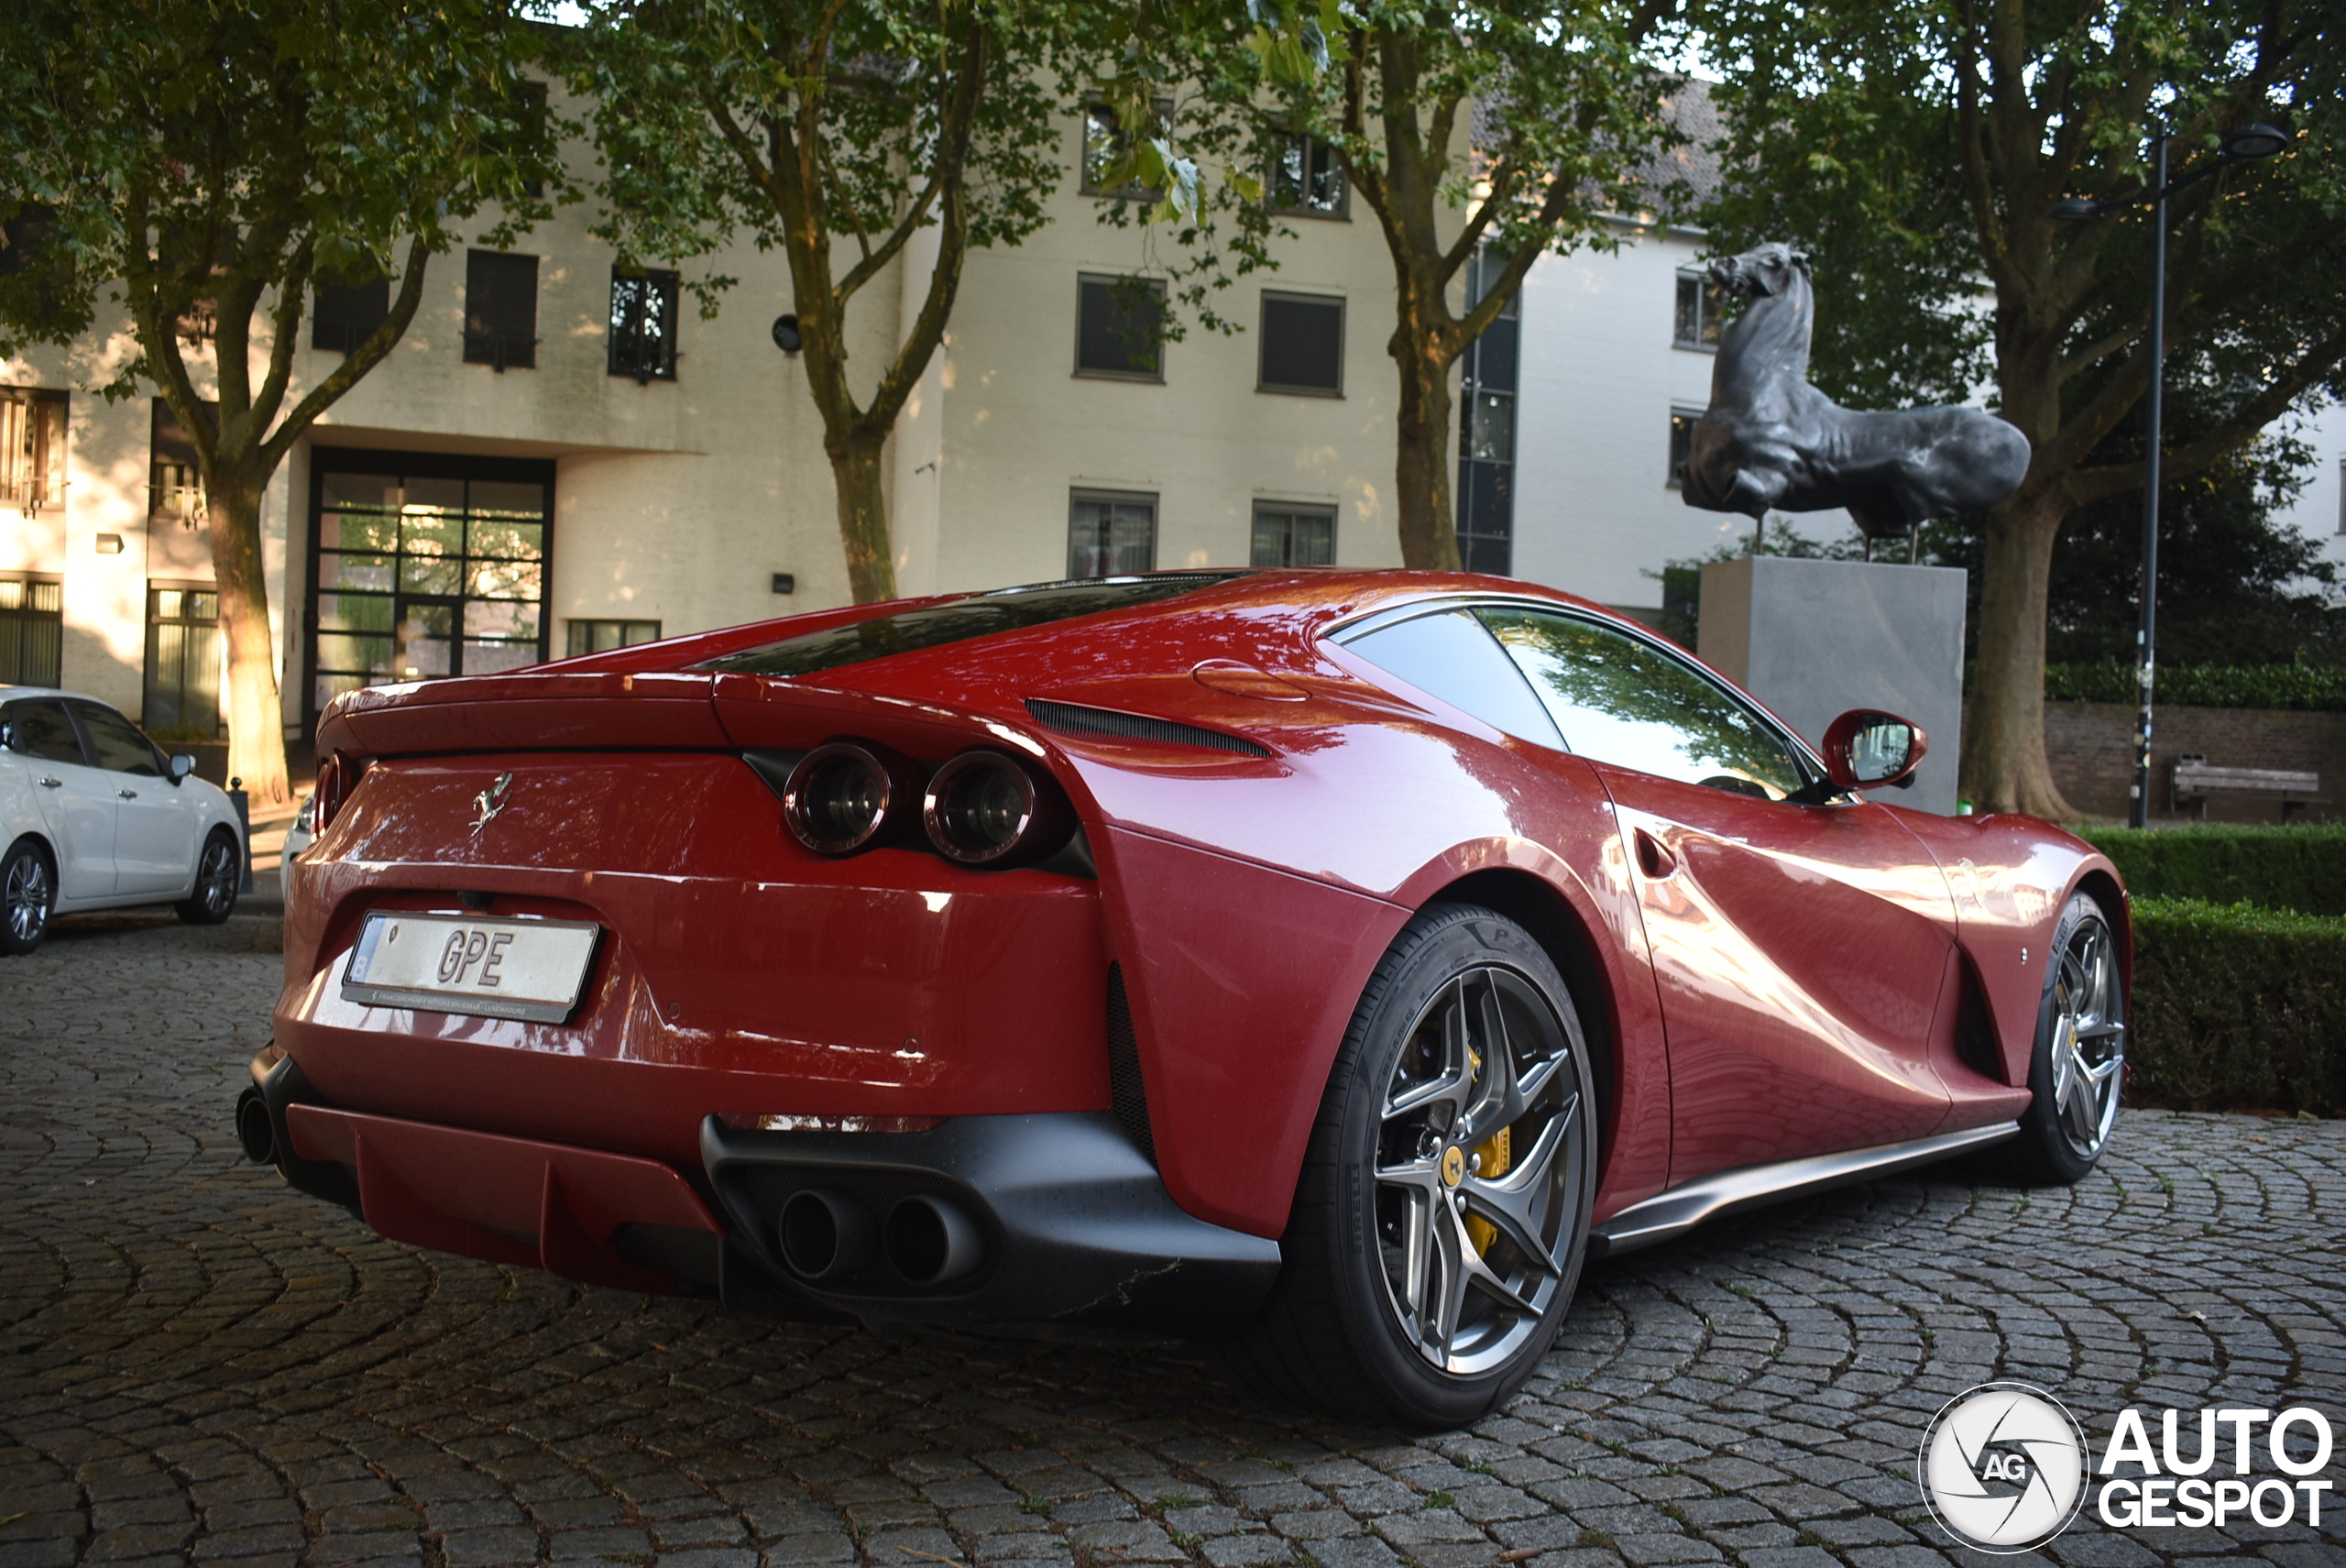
[305, 453, 554, 732]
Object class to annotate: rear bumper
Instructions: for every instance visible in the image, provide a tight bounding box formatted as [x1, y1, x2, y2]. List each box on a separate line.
[239, 1052, 1280, 1334]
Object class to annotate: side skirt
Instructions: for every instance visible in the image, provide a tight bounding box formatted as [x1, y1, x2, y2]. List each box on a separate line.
[1589, 1121, 2020, 1258]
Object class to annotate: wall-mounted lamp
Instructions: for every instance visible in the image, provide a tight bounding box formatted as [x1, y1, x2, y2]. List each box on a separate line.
[772, 314, 802, 355]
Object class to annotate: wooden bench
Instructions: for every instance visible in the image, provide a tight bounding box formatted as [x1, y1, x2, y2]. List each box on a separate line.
[2170, 755, 2324, 820]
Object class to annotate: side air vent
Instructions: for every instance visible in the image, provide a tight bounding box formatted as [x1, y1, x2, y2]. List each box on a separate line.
[1025, 698, 1271, 757]
[1104, 963, 1156, 1164]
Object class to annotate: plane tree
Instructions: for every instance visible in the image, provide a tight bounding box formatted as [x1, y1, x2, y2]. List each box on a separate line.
[0, 0, 563, 808]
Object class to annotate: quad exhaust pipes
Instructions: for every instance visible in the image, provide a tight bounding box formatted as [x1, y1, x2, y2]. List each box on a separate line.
[776, 1189, 983, 1287]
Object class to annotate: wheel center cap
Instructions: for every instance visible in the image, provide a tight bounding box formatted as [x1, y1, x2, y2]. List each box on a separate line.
[1442, 1146, 1465, 1187]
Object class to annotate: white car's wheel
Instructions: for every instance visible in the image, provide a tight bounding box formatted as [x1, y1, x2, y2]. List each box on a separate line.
[3, 837, 55, 955]
[175, 828, 241, 926]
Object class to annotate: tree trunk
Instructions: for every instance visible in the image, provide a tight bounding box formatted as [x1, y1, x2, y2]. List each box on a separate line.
[208, 477, 292, 809]
[1391, 323, 1461, 571]
[831, 437, 896, 604]
[1959, 487, 2074, 818]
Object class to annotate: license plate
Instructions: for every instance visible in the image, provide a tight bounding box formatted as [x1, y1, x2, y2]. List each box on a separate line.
[342, 912, 600, 1024]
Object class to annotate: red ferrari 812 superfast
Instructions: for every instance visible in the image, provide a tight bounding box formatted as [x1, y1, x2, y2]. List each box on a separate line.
[242, 570, 2128, 1428]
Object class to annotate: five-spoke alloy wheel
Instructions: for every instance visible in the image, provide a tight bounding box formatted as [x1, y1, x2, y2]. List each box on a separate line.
[1997, 890, 2126, 1185]
[1233, 904, 1597, 1428]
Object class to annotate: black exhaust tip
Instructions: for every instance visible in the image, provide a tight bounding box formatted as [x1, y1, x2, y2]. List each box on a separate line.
[778, 1190, 876, 1279]
[885, 1194, 983, 1286]
[235, 1088, 276, 1164]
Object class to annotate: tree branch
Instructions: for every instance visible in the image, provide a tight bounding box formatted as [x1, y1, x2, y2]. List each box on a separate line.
[258, 234, 433, 473]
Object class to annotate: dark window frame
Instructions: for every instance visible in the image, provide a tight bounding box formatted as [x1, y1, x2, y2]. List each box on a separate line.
[1257, 291, 1346, 397]
[0, 387, 68, 513]
[1674, 269, 1727, 351]
[142, 579, 225, 740]
[464, 249, 540, 371]
[1456, 248, 1519, 575]
[0, 572, 63, 687]
[1251, 500, 1338, 567]
[301, 446, 555, 739]
[1269, 128, 1350, 219]
[1668, 406, 1704, 488]
[312, 270, 391, 355]
[1074, 273, 1168, 382]
[1066, 488, 1159, 578]
[148, 396, 216, 524]
[1080, 98, 1175, 200]
[565, 618, 663, 657]
[608, 266, 681, 382]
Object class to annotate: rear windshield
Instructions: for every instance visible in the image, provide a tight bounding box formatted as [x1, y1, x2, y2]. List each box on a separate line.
[700, 574, 1247, 678]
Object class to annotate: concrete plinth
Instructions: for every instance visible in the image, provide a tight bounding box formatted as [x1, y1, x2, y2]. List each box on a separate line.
[1697, 555, 1967, 816]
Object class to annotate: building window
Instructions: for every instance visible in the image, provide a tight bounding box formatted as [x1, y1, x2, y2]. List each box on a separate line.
[305, 453, 553, 731]
[0, 389, 67, 513]
[1252, 502, 1336, 567]
[1668, 408, 1704, 488]
[608, 268, 680, 382]
[464, 250, 539, 370]
[1258, 293, 1344, 396]
[0, 574, 62, 686]
[148, 397, 217, 525]
[1456, 249, 1519, 576]
[1081, 100, 1171, 198]
[143, 583, 224, 740]
[1271, 130, 1347, 218]
[566, 619, 662, 656]
[312, 271, 389, 354]
[1076, 275, 1166, 380]
[1069, 490, 1157, 577]
[1674, 269, 1727, 349]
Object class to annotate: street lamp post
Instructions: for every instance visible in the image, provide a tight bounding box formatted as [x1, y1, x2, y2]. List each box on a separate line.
[2052, 123, 2289, 828]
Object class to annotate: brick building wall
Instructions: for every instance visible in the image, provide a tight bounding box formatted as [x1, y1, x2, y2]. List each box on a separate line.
[2042, 702, 2346, 823]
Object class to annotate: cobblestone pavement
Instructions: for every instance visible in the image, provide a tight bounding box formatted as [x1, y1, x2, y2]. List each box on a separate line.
[3, 917, 2341, 1568]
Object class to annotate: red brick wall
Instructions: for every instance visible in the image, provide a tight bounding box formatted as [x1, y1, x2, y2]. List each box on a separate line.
[2042, 702, 2346, 823]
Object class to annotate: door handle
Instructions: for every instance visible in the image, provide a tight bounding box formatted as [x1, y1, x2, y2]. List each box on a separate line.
[117, 789, 138, 800]
[38, 776, 61, 788]
[1634, 828, 1678, 879]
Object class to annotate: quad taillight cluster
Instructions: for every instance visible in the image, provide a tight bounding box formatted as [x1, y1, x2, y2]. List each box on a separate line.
[782, 741, 1072, 868]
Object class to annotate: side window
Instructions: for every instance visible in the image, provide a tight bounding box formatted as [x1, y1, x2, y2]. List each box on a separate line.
[4, 699, 88, 765]
[71, 702, 163, 776]
[1475, 608, 1806, 800]
[1336, 609, 1562, 747]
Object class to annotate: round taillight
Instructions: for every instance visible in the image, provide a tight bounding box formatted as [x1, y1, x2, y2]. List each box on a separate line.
[923, 751, 1069, 867]
[313, 753, 348, 832]
[783, 742, 899, 855]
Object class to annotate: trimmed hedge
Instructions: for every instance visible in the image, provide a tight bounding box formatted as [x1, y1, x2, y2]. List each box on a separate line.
[2045, 660, 2346, 709]
[2128, 897, 2346, 1117]
[2082, 824, 2346, 916]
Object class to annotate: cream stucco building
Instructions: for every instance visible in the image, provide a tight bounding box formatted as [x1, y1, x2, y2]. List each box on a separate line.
[0, 87, 1437, 758]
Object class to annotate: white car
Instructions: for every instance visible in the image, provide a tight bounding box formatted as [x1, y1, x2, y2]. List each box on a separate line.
[0, 685, 247, 954]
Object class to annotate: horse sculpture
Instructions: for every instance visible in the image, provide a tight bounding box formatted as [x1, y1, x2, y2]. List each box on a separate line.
[1683, 242, 2030, 558]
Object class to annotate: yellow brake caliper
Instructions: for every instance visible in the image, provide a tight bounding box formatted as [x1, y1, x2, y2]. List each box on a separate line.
[1462, 1045, 1511, 1255]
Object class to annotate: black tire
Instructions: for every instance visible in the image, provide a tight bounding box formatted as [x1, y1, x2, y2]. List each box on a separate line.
[1230, 903, 1599, 1430]
[175, 828, 241, 925]
[1989, 890, 2126, 1186]
[2, 837, 55, 956]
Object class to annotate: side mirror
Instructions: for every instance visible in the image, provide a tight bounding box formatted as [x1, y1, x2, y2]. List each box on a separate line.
[1821, 709, 1927, 791]
[170, 753, 197, 783]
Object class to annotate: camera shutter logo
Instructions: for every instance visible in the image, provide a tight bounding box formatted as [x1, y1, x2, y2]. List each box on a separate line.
[1918, 1382, 2088, 1552]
